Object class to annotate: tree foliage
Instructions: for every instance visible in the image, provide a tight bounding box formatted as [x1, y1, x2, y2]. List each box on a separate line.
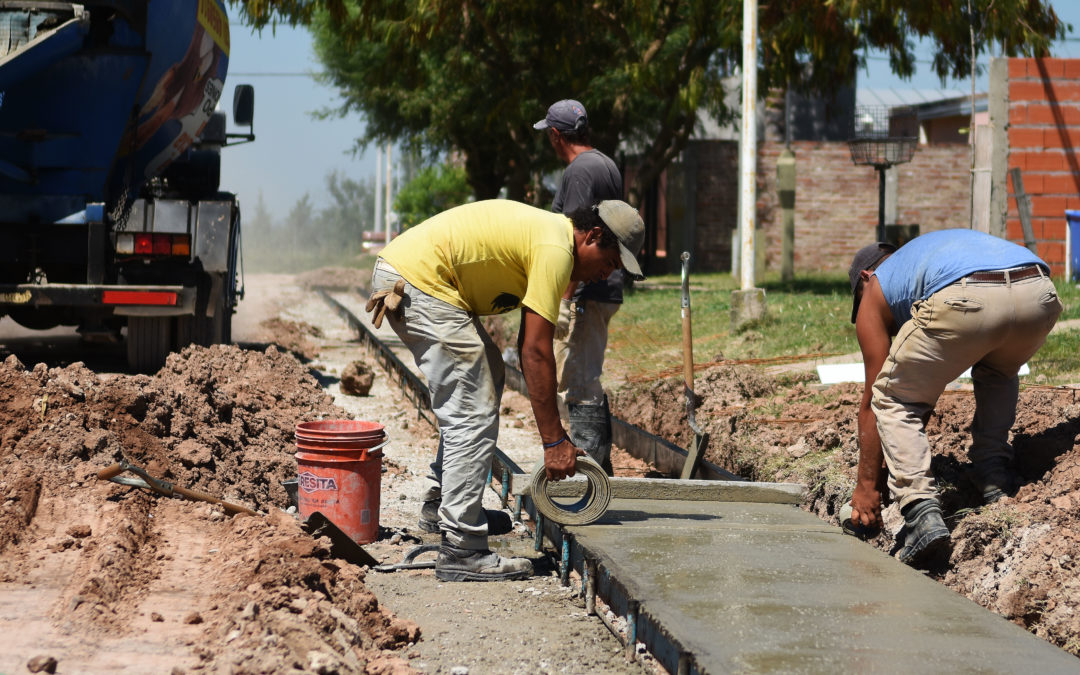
[393, 162, 472, 230]
[233, 0, 1065, 204]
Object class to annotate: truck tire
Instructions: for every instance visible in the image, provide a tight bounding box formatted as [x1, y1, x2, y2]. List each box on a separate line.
[175, 286, 231, 349]
[127, 316, 173, 372]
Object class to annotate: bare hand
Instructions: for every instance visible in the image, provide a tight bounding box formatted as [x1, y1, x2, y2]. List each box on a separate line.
[544, 440, 584, 481]
[851, 481, 883, 530]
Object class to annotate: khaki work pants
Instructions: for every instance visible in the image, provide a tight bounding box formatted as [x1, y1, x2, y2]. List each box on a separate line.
[372, 260, 504, 551]
[554, 299, 619, 414]
[872, 270, 1062, 509]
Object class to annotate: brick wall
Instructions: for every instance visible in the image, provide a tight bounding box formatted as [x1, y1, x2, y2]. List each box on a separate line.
[686, 140, 971, 272]
[1007, 58, 1080, 275]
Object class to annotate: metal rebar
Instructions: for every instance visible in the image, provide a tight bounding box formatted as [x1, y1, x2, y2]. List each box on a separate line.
[625, 601, 639, 661]
[514, 494, 523, 523]
[501, 467, 509, 507]
[585, 560, 597, 615]
[560, 534, 571, 586]
[533, 513, 544, 551]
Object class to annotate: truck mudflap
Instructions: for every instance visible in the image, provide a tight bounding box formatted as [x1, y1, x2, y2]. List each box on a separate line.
[0, 284, 196, 316]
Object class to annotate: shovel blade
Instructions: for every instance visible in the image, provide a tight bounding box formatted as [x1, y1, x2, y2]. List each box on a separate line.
[679, 432, 710, 480]
[302, 511, 380, 568]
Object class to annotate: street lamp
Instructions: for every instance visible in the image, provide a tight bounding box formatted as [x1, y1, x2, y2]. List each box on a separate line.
[848, 105, 917, 243]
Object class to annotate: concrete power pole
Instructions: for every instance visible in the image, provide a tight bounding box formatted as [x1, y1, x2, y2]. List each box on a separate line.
[385, 142, 393, 245]
[731, 0, 767, 328]
[374, 145, 383, 239]
[779, 89, 796, 282]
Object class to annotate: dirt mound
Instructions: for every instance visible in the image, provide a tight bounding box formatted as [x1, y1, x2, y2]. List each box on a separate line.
[0, 346, 419, 672]
[253, 317, 323, 360]
[610, 369, 1080, 657]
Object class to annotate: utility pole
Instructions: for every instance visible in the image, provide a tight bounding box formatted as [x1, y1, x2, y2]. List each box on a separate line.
[385, 142, 393, 244]
[731, 0, 767, 329]
[374, 145, 383, 239]
[778, 87, 796, 282]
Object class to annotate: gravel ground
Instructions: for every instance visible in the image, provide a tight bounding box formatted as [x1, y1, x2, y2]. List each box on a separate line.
[266, 275, 657, 675]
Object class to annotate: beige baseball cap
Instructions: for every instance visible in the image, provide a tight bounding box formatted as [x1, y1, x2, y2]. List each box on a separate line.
[597, 200, 645, 279]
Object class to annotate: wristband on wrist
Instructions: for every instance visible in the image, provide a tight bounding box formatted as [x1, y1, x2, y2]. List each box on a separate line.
[542, 434, 569, 449]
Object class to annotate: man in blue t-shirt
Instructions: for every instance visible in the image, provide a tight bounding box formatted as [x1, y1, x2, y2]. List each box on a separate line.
[848, 229, 1061, 568]
[534, 99, 630, 475]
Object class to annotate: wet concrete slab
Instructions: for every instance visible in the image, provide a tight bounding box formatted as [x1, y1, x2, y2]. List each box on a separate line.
[569, 499, 1079, 674]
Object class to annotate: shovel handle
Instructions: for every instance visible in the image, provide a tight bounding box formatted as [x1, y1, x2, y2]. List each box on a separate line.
[97, 463, 126, 481]
[171, 485, 258, 516]
[680, 251, 696, 394]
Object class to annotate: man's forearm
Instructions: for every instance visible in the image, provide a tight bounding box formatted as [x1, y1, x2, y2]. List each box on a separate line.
[521, 346, 565, 443]
[857, 406, 884, 488]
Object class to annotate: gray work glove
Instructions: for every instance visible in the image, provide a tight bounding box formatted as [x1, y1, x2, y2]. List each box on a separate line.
[555, 298, 572, 340]
[365, 279, 406, 329]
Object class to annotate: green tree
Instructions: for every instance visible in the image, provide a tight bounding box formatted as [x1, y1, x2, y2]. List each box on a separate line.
[393, 162, 472, 230]
[234, 0, 1065, 203]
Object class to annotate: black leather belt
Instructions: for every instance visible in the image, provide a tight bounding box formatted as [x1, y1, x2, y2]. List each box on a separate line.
[966, 265, 1044, 283]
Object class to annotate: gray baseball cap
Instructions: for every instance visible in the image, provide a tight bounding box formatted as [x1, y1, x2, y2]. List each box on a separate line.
[533, 99, 588, 133]
[848, 242, 895, 323]
[597, 200, 645, 279]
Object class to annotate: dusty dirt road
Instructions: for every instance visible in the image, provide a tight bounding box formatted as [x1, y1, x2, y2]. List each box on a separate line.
[0, 273, 653, 675]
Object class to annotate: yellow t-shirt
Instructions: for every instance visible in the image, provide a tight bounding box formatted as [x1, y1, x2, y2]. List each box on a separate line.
[379, 200, 573, 324]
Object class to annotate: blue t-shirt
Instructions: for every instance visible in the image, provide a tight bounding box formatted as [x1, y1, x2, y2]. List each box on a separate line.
[875, 229, 1047, 326]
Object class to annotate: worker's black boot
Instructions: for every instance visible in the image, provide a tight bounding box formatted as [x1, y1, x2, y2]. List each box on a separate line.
[568, 401, 614, 476]
[971, 458, 1019, 505]
[418, 500, 513, 535]
[897, 498, 951, 568]
[435, 536, 532, 582]
[418, 499, 441, 533]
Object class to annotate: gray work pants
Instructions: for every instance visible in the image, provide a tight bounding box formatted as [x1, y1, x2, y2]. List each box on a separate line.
[372, 260, 504, 550]
[554, 299, 619, 412]
[872, 269, 1061, 509]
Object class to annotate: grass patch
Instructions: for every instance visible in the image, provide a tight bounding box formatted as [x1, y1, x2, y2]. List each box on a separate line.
[1027, 329, 1080, 385]
[1054, 278, 1080, 322]
[605, 271, 858, 384]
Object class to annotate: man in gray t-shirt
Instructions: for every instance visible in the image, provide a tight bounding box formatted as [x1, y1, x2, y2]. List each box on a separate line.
[534, 99, 633, 475]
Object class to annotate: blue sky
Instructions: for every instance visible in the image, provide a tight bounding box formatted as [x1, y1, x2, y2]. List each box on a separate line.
[220, 4, 1079, 217]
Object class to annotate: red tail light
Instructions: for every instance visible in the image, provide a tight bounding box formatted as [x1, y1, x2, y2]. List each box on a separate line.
[134, 233, 153, 255]
[152, 234, 171, 255]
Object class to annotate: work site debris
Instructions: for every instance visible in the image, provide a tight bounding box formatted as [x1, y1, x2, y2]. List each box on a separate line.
[0, 344, 419, 673]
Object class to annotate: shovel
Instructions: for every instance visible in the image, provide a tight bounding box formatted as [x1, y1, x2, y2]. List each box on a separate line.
[678, 252, 710, 480]
[97, 460, 257, 516]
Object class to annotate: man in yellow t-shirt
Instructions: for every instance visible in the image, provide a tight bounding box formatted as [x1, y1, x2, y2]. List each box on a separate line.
[369, 199, 644, 582]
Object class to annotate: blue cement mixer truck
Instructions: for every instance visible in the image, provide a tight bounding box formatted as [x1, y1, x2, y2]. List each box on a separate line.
[0, 0, 254, 371]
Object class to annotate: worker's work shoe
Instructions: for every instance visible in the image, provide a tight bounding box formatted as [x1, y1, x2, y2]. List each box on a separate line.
[418, 499, 441, 533]
[568, 402, 614, 476]
[897, 498, 951, 568]
[971, 459, 1019, 505]
[435, 539, 532, 582]
[418, 500, 513, 536]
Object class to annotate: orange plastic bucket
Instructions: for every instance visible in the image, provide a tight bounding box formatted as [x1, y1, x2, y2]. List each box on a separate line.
[295, 420, 386, 545]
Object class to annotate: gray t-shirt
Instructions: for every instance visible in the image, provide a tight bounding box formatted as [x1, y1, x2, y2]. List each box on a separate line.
[552, 149, 625, 303]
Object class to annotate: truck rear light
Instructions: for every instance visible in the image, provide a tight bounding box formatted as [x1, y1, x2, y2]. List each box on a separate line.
[123, 232, 191, 258]
[171, 235, 190, 256]
[152, 234, 171, 255]
[134, 233, 153, 254]
[115, 233, 135, 254]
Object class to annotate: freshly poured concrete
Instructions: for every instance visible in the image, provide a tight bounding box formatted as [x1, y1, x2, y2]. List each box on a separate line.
[569, 499, 1079, 674]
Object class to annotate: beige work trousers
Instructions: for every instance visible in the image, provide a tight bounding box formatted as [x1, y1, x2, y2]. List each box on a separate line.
[872, 270, 1061, 509]
[371, 259, 504, 551]
[554, 299, 619, 413]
